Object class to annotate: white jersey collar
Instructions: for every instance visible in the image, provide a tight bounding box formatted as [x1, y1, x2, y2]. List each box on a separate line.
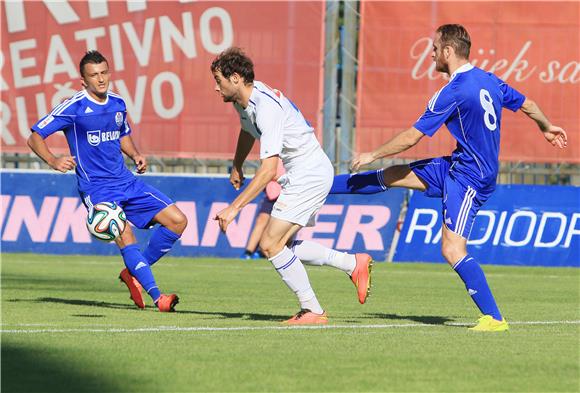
[450, 63, 474, 80]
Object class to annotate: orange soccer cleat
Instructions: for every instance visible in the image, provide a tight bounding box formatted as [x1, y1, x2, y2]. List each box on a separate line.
[156, 294, 179, 312]
[350, 253, 373, 304]
[119, 268, 145, 309]
[283, 309, 328, 325]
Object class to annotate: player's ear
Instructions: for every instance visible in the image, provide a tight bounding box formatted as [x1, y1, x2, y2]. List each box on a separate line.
[444, 45, 453, 59]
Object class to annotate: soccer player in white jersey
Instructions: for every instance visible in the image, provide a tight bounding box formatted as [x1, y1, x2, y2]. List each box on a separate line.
[330, 24, 568, 331]
[211, 47, 372, 325]
[28, 51, 187, 312]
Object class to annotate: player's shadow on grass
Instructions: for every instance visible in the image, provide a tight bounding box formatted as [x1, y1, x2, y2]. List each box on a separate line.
[363, 313, 453, 325]
[8, 297, 139, 311]
[174, 309, 289, 321]
[9, 297, 287, 321]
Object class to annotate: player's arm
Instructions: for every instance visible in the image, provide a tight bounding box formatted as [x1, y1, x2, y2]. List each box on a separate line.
[230, 129, 255, 190]
[27, 132, 76, 173]
[519, 98, 568, 149]
[351, 127, 424, 171]
[215, 155, 278, 233]
[120, 135, 147, 173]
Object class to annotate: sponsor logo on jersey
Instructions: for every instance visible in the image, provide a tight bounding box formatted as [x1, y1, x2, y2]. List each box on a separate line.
[84, 107, 94, 113]
[37, 115, 55, 129]
[87, 130, 101, 146]
[87, 130, 121, 146]
[115, 112, 123, 127]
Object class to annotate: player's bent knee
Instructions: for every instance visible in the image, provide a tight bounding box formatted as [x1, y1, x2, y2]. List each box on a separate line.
[171, 210, 188, 234]
[258, 237, 284, 259]
[441, 242, 466, 266]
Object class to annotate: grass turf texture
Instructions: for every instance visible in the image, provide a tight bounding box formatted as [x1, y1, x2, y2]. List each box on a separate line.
[2, 253, 579, 392]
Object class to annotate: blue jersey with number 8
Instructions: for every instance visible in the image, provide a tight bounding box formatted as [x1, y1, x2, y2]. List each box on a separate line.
[413, 64, 525, 190]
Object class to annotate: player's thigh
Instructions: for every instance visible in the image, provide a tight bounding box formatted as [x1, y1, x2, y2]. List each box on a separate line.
[152, 204, 187, 233]
[123, 180, 174, 229]
[383, 165, 427, 190]
[408, 157, 452, 198]
[260, 217, 302, 257]
[442, 177, 490, 240]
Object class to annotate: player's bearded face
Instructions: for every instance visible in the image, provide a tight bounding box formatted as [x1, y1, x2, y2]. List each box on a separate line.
[213, 71, 237, 102]
[82, 62, 110, 101]
[432, 34, 449, 74]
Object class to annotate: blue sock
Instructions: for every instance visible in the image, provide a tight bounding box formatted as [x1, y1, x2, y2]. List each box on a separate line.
[453, 255, 502, 320]
[142, 226, 181, 266]
[330, 169, 388, 194]
[121, 244, 161, 302]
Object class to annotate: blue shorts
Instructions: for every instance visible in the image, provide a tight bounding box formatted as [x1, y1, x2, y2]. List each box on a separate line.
[410, 157, 493, 239]
[80, 178, 173, 229]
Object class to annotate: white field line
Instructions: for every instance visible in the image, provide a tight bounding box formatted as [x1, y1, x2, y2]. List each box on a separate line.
[2, 320, 579, 334]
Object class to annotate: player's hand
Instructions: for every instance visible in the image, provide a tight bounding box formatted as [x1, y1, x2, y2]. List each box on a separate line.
[49, 155, 76, 173]
[133, 155, 147, 173]
[214, 204, 241, 233]
[230, 166, 245, 190]
[350, 152, 376, 172]
[543, 126, 568, 149]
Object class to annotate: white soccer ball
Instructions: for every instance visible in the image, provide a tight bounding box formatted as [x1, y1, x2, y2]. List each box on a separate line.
[86, 202, 127, 241]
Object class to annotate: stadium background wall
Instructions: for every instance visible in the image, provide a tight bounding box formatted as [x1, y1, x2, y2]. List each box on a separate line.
[1, 1, 578, 166]
[0, 171, 405, 262]
[1, 171, 578, 267]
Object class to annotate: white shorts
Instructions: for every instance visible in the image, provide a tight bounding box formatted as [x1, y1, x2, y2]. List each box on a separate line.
[271, 151, 334, 227]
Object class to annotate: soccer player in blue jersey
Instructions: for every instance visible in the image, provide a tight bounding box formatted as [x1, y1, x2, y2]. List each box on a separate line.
[27, 51, 187, 312]
[331, 24, 568, 331]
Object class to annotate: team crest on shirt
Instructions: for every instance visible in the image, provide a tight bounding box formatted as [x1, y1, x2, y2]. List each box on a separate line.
[87, 130, 101, 146]
[115, 112, 123, 127]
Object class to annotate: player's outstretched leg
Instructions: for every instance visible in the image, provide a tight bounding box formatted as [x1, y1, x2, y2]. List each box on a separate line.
[289, 240, 373, 304]
[119, 268, 145, 309]
[330, 169, 388, 194]
[453, 255, 508, 332]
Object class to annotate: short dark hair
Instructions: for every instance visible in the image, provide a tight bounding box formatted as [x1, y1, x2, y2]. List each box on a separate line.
[436, 24, 471, 59]
[79, 50, 108, 77]
[210, 47, 254, 83]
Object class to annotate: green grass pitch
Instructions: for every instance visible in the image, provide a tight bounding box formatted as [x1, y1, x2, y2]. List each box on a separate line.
[2, 253, 579, 392]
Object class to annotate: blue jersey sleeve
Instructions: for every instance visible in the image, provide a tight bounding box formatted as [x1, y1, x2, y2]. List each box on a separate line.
[413, 85, 457, 137]
[31, 113, 73, 139]
[488, 73, 526, 112]
[123, 119, 132, 136]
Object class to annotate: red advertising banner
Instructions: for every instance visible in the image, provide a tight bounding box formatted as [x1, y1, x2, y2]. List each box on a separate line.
[1, 1, 324, 159]
[357, 2, 579, 163]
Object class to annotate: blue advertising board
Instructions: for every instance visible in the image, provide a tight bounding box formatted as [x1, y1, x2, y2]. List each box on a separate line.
[394, 185, 580, 267]
[1, 171, 405, 261]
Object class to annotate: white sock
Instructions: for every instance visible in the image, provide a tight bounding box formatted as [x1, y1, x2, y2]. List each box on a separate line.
[269, 246, 324, 314]
[290, 240, 356, 275]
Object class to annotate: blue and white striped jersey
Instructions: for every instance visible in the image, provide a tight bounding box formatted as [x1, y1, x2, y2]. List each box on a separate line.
[31, 89, 134, 192]
[413, 64, 526, 189]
